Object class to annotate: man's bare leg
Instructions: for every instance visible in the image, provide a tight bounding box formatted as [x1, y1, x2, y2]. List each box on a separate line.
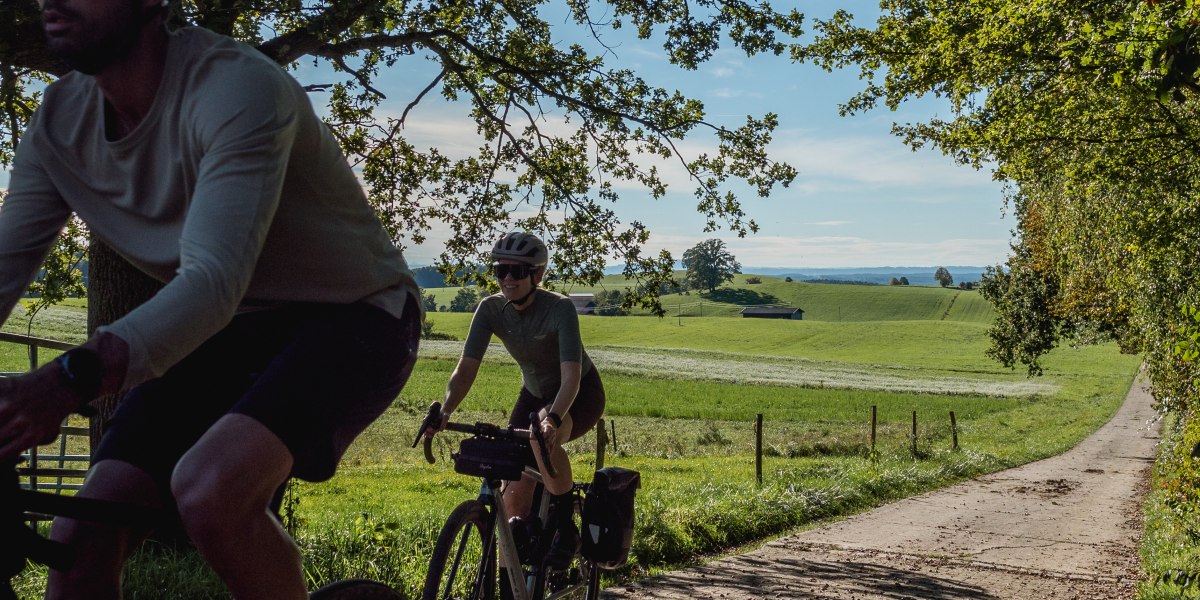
[46, 460, 158, 600]
[171, 414, 305, 600]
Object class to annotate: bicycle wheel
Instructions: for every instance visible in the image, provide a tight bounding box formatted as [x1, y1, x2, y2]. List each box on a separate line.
[424, 499, 497, 600]
[309, 578, 404, 599]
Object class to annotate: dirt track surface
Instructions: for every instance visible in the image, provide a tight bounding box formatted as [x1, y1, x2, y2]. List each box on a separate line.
[603, 376, 1160, 600]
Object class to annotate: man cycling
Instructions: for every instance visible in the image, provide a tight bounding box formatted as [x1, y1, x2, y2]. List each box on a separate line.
[429, 231, 606, 567]
[0, 1, 420, 598]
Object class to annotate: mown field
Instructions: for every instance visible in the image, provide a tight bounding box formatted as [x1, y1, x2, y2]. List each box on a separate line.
[3, 282, 1143, 599]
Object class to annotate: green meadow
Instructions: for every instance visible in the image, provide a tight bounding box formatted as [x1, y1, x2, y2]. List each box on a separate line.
[426, 273, 996, 322]
[3, 280, 1142, 599]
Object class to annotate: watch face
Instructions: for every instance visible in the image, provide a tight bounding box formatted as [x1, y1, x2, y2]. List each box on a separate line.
[58, 349, 102, 398]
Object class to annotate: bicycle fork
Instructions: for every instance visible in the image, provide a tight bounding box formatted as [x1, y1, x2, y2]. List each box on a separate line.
[486, 479, 540, 600]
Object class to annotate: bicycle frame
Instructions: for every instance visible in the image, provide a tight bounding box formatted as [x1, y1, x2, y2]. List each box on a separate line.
[2, 462, 160, 599]
[482, 465, 561, 600]
[416, 402, 596, 600]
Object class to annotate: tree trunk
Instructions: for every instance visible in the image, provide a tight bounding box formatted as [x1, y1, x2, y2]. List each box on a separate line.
[86, 238, 163, 455]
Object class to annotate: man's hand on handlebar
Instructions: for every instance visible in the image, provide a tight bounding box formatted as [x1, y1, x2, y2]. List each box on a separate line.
[0, 368, 78, 463]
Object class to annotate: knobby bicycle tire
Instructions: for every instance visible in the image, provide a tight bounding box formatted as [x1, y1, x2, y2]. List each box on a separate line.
[424, 500, 497, 600]
[309, 578, 404, 600]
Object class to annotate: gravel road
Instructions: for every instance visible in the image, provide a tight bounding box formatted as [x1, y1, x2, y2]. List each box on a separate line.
[603, 375, 1159, 599]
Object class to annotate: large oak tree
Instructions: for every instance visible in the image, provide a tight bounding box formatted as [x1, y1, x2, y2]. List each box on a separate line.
[2, 0, 801, 301]
[2, 0, 802, 423]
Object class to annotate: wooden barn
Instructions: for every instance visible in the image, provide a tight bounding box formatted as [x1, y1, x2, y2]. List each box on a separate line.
[740, 307, 804, 320]
[568, 294, 596, 315]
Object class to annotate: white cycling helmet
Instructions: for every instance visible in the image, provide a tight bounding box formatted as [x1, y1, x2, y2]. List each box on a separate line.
[490, 231, 548, 266]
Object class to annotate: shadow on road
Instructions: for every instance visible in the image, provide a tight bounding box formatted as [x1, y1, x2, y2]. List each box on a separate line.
[607, 554, 1000, 599]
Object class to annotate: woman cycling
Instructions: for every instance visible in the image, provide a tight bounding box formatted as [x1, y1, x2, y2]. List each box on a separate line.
[432, 231, 605, 566]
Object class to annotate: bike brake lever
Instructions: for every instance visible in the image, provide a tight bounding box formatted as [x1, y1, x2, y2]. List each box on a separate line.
[412, 402, 442, 449]
[423, 437, 435, 465]
[529, 411, 557, 478]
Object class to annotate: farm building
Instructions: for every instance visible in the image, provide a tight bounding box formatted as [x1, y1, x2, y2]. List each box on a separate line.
[569, 294, 596, 315]
[740, 307, 804, 320]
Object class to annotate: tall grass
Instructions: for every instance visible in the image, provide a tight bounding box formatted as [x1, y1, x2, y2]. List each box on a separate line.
[1139, 413, 1200, 599]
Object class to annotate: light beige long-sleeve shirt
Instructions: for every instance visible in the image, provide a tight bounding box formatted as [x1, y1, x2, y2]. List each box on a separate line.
[0, 27, 418, 387]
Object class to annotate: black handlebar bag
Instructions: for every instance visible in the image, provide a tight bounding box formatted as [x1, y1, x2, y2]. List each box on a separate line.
[581, 467, 640, 569]
[452, 437, 530, 481]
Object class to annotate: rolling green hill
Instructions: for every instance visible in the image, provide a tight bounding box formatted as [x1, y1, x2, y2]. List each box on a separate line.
[424, 273, 995, 323]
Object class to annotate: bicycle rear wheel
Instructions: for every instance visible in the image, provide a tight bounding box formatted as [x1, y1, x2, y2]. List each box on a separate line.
[424, 499, 497, 600]
[309, 578, 404, 599]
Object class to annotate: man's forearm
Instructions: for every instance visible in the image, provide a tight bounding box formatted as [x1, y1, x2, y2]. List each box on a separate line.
[75, 331, 131, 400]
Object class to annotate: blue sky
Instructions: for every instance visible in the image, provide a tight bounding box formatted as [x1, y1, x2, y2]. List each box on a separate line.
[2, 3, 1014, 270]
[295, 2, 1014, 269]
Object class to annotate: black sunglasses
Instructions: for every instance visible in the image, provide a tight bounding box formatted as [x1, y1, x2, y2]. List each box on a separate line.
[493, 263, 534, 280]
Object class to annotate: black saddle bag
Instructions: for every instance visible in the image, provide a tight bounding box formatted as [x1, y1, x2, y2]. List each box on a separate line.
[580, 467, 640, 569]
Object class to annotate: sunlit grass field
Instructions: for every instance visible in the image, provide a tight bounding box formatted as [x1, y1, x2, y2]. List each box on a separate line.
[424, 272, 996, 322]
[3, 285, 1142, 599]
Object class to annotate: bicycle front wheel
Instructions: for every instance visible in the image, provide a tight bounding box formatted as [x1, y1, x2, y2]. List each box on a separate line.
[424, 499, 498, 600]
[310, 578, 405, 599]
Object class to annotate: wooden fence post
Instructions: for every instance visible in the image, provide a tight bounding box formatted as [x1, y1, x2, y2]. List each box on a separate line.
[755, 413, 763, 486]
[596, 419, 606, 469]
[911, 411, 918, 458]
[609, 418, 618, 453]
[870, 405, 877, 458]
[950, 411, 959, 451]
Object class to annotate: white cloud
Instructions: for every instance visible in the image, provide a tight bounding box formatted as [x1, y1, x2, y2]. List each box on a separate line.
[636, 232, 1011, 269]
[709, 87, 766, 100]
[772, 128, 996, 192]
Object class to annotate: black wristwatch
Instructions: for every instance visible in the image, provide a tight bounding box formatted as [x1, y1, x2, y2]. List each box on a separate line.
[55, 348, 103, 406]
[546, 411, 563, 427]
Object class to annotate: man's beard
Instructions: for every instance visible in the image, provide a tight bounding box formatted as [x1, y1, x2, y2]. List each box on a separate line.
[43, 0, 148, 76]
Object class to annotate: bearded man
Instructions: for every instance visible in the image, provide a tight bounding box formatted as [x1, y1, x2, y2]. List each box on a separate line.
[0, 2, 421, 598]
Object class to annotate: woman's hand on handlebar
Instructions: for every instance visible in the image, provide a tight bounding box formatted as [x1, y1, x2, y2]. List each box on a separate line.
[414, 401, 448, 444]
[424, 410, 449, 439]
[536, 416, 560, 451]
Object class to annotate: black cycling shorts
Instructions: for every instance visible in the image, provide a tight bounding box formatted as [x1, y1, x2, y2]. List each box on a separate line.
[94, 296, 420, 490]
[508, 367, 605, 442]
